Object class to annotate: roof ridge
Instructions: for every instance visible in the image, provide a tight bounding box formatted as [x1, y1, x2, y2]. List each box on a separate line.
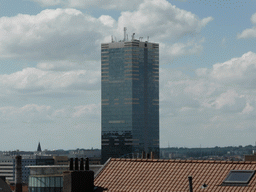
[111, 158, 256, 164]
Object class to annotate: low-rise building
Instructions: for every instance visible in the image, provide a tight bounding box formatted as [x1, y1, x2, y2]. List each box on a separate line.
[0, 155, 54, 183]
[94, 158, 256, 191]
[28, 165, 68, 192]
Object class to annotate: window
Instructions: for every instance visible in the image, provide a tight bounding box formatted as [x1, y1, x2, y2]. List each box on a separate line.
[223, 170, 255, 184]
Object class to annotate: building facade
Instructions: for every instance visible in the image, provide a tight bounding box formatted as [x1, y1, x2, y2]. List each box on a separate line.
[101, 37, 159, 163]
[0, 155, 55, 184]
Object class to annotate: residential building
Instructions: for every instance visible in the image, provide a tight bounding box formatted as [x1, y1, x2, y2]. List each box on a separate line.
[101, 32, 159, 163]
[94, 158, 256, 191]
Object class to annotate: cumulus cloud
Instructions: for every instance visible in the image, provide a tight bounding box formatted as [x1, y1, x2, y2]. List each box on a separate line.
[115, 0, 213, 42]
[0, 67, 100, 95]
[160, 51, 256, 144]
[238, 13, 256, 39]
[0, 104, 52, 123]
[0, 0, 213, 61]
[209, 51, 256, 88]
[37, 60, 100, 71]
[0, 8, 114, 60]
[30, 0, 144, 10]
[160, 52, 256, 147]
[161, 38, 204, 57]
[0, 103, 100, 122]
[72, 104, 100, 117]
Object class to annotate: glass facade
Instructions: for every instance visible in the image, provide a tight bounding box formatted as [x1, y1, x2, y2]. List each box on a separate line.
[29, 176, 63, 192]
[101, 41, 159, 163]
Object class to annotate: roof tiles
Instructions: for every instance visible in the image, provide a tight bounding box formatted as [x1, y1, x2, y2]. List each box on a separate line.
[94, 158, 256, 192]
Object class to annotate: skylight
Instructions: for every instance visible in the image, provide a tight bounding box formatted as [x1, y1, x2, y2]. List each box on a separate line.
[223, 170, 255, 184]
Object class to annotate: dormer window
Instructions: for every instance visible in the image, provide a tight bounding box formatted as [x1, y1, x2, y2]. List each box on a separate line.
[223, 170, 255, 185]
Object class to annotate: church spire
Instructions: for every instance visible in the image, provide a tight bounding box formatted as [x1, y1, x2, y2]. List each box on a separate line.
[37, 142, 42, 152]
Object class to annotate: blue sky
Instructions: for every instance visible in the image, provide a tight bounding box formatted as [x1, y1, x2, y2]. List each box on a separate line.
[1, 0, 256, 151]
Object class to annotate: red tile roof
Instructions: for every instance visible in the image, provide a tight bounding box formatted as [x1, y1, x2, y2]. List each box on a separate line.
[94, 158, 256, 192]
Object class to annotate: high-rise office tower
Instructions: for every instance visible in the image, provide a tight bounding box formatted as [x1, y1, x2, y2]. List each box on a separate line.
[101, 31, 159, 163]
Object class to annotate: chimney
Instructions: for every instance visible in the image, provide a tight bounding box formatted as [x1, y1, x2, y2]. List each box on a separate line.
[85, 157, 89, 171]
[75, 158, 78, 171]
[188, 176, 193, 192]
[63, 158, 94, 192]
[151, 152, 154, 159]
[69, 158, 73, 171]
[15, 155, 22, 192]
[141, 151, 145, 159]
[80, 158, 84, 171]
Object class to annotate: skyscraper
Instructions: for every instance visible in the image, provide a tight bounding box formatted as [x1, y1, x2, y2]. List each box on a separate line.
[101, 32, 159, 163]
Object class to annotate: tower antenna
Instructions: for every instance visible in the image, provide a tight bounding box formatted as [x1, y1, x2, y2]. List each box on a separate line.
[124, 27, 127, 42]
[132, 33, 135, 40]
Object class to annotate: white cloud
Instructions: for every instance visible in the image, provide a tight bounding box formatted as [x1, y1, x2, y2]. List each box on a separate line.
[0, 8, 113, 60]
[238, 13, 256, 39]
[0, 104, 52, 123]
[0, 103, 100, 123]
[72, 104, 100, 117]
[115, 0, 213, 42]
[37, 60, 100, 71]
[161, 38, 204, 57]
[210, 51, 256, 88]
[160, 51, 256, 146]
[251, 13, 256, 24]
[0, 1, 212, 62]
[213, 90, 246, 112]
[31, 0, 144, 10]
[161, 51, 256, 114]
[0, 67, 100, 95]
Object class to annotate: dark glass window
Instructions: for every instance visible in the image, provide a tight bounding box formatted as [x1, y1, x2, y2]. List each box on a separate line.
[223, 170, 255, 184]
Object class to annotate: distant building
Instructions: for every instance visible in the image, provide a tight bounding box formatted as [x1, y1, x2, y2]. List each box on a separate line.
[37, 142, 42, 152]
[68, 149, 101, 158]
[244, 153, 256, 161]
[101, 31, 159, 163]
[0, 157, 15, 182]
[53, 156, 69, 165]
[28, 165, 68, 192]
[0, 155, 54, 184]
[28, 158, 103, 192]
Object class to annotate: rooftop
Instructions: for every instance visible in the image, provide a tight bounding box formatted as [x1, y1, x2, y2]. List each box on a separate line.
[94, 158, 256, 192]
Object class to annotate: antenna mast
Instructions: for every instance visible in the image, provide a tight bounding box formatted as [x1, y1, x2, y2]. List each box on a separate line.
[132, 33, 135, 40]
[124, 27, 127, 42]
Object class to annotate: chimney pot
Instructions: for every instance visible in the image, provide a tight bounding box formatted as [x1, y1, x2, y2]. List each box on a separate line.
[142, 151, 145, 159]
[151, 152, 154, 159]
[80, 158, 84, 171]
[75, 158, 79, 171]
[69, 158, 73, 171]
[85, 157, 89, 171]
